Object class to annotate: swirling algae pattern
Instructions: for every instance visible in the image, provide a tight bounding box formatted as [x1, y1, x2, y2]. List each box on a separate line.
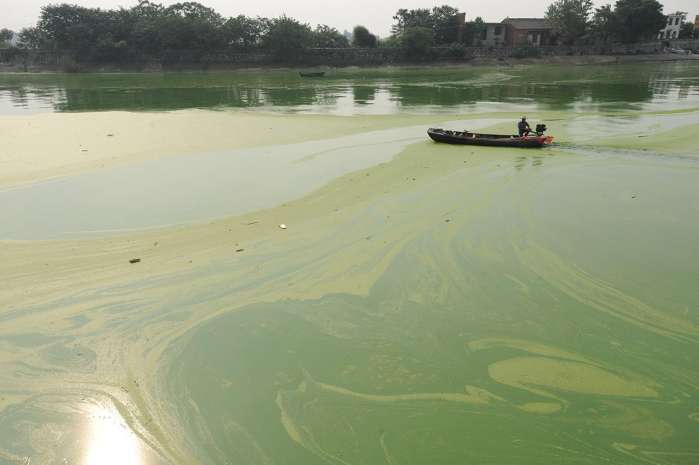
[167, 128, 698, 464]
[1, 105, 699, 463]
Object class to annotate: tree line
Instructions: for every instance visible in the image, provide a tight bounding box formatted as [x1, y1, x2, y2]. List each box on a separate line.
[1, 1, 354, 63]
[0, 2, 472, 62]
[546, 0, 695, 45]
[0, 0, 696, 64]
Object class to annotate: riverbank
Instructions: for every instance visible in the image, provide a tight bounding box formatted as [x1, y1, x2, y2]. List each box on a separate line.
[1, 52, 698, 75]
[470, 53, 699, 67]
[2, 41, 698, 73]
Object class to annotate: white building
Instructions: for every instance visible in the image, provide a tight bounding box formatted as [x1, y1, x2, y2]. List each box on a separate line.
[476, 23, 507, 47]
[658, 11, 687, 40]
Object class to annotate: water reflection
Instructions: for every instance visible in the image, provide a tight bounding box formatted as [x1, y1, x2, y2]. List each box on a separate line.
[83, 404, 143, 465]
[0, 395, 157, 465]
[1, 62, 698, 115]
[352, 84, 376, 104]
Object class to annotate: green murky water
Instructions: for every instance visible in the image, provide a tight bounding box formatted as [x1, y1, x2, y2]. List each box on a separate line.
[1, 63, 699, 465]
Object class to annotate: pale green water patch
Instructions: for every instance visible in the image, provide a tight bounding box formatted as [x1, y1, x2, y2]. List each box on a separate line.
[160, 140, 699, 464]
[0, 118, 505, 240]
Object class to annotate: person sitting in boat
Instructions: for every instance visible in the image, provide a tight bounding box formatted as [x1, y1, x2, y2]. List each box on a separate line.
[518, 117, 531, 137]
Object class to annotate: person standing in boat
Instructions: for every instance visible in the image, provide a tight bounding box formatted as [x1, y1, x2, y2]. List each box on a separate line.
[518, 117, 531, 137]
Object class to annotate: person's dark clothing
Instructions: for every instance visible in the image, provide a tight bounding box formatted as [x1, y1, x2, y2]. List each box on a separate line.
[518, 120, 531, 137]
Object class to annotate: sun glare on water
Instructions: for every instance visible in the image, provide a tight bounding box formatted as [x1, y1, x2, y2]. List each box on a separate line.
[83, 404, 143, 465]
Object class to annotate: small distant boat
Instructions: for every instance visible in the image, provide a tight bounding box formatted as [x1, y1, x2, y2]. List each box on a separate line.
[427, 127, 553, 148]
[299, 71, 326, 78]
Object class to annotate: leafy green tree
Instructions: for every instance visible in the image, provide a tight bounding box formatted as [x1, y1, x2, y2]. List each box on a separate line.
[379, 35, 401, 47]
[545, 0, 593, 44]
[158, 2, 225, 53]
[17, 27, 47, 49]
[431, 5, 461, 44]
[30, 1, 235, 62]
[400, 27, 434, 59]
[612, 0, 665, 43]
[311, 25, 349, 48]
[131, 0, 163, 17]
[392, 8, 434, 35]
[35, 4, 133, 60]
[166, 2, 221, 22]
[462, 17, 485, 46]
[679, 21, 695, 39]
[352, 25, 377, 47]
[263, 16, 312, 60]
[590, 4, 618, 43]
[37, 4, 105, 51]
[127, 0, 167, 57]
[223, 15, 268, 48]
[392, 6, 461, 45]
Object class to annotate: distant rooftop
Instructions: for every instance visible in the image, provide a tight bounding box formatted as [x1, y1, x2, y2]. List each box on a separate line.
[501, 18, 552, 30]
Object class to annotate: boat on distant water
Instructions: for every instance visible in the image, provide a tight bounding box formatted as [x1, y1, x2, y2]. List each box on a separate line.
[427, 125, 553, 148]
[299, 71, 326, 78]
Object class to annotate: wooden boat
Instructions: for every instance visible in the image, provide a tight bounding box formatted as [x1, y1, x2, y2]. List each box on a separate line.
[427, 128, 553, 148]
[299, 71, 326, 78]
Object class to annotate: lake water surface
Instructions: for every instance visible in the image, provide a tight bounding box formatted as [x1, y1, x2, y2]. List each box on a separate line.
[1, 63, 698, 115]
[1, 63, 698, 465]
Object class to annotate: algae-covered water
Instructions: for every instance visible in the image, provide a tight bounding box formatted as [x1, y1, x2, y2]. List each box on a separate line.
[1, 63, 699, 465]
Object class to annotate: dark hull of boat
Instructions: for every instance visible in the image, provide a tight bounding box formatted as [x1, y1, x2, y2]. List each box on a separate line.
[427, 128, 552, 148]
[299, 72, 326, 78]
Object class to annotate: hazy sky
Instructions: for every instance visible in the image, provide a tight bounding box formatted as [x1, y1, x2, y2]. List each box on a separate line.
[1, 0, 696, 36]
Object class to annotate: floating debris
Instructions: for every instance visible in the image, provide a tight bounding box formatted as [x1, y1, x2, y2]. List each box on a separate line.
[279, 224, 287, 229]
[236, 248, 245, 253]
[129, 258, 141, 264]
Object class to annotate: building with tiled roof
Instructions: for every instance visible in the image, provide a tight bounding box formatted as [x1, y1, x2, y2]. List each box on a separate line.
[501, 18, 554, 47]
